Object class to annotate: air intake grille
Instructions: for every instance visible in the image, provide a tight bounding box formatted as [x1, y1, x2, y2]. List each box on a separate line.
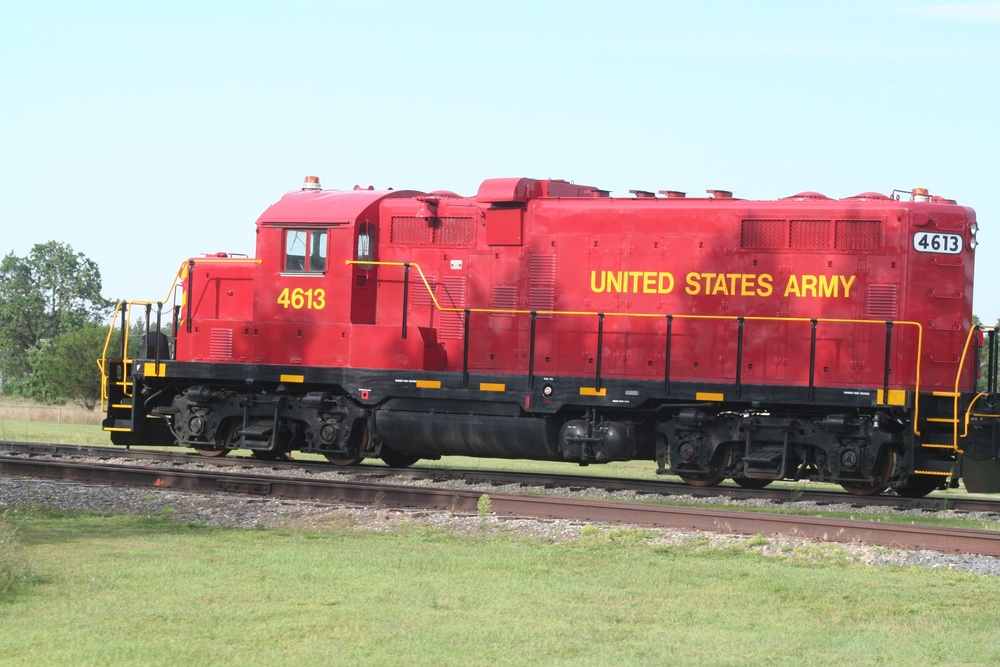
[741, 219, 786, 249]
[836, 220, 882, 250]
[390, 216, 475, 245]
[789, 220, 832, 249]
[741, 218, 883, 252]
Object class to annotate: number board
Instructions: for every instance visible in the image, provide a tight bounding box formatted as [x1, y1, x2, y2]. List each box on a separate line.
[912, 232, 962, 255]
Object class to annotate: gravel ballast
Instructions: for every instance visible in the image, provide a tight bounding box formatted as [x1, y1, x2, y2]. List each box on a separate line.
[4, 474, 1000, 577]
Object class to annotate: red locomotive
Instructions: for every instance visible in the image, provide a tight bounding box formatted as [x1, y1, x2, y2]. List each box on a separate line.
[100, 176, 1000, 497]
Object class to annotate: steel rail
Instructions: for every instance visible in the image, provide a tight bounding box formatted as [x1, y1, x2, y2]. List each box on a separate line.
[3, 440, 1000, 514]
[1, 455, 999, 557]
[4, 440, 1000, 514]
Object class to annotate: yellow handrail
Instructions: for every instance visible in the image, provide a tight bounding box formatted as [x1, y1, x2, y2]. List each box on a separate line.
[346, 259, 925, 429]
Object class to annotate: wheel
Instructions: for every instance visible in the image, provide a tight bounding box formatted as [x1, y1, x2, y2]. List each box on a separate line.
[676, 444, 732, 488]
[194, 448, 230, 458]
[840, 447, 895, 497]
[840, 480, 887, 496]
[733, 477, 773, 490]
[380, 448, 420, 468]
[325, 455, 364, 466]
[677, 473, 724, 487]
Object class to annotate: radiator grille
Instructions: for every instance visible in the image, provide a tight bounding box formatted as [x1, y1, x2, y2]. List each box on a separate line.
[742, 218, 883, 252]
[836, 220, 882, 250]
[789, 220, 832, 249]
[740, 219, 786, 249]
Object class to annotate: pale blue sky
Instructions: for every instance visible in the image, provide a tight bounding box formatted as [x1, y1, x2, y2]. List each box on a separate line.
[2, 1, 999, 319]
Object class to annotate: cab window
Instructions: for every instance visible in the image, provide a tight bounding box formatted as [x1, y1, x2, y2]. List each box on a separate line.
[284, 229, 327, 273]
[357, 222, 375, 268]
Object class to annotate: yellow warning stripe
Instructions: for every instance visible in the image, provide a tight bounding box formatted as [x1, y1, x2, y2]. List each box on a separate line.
[143, 363, 167, 378]
[914, 470, 952, 477]
[580, 387, 607, 397]
[280, 374, 305, 383]
[479, 383, 506, 392]
[696, 392, 724, 401]
[876, 389, 906, 406]
[416, 380, 441, 389]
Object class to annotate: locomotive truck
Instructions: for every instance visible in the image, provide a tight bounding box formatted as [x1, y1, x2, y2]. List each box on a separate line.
[100, 175, 1000, 498]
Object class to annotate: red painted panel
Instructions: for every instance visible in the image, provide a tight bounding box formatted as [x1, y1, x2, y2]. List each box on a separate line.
[175, 177, 977, 394]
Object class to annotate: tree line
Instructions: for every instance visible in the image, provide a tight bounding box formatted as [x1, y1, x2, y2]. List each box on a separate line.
[0, 242, 115, 410]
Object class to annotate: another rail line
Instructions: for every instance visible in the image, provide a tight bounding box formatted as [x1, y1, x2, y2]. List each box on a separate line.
[2, 441, 1000, 557]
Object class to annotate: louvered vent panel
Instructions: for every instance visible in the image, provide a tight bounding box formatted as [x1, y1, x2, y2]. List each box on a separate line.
[491, 285, 517, 316]
[789, 220, 832, 249]
[867, 284, 898, 320]
[391, 216, 433, 244]
[529, 255, 557, 318]
[209, 328, 233, 360]
[836, 220, 882, 251]
[741, 219, 787, 249]
[437, 276, 467, 340]
[410, 278, 438, 306]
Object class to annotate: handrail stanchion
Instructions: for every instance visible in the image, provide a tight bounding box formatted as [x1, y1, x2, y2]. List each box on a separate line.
[735, 316, 745, 398]
[462, 308, 470, 387]
[664, 314, 673, 396]
[808, 319, 818, 402]
[883, 321, 894, 397]
[596, 313, 605, 391]
[528, 312, 537, 390]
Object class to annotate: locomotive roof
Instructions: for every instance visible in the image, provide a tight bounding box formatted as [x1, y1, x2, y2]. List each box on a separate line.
[257, 188, 420, 225]
[256, 178, 970, 227]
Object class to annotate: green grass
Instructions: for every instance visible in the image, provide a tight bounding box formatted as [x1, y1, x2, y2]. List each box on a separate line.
[1, 510, 999, 666]
[0, 420, 107, 446]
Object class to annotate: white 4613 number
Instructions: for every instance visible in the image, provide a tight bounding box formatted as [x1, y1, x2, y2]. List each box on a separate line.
[913, 232, 962, 255]
[277, 287, 326, 309]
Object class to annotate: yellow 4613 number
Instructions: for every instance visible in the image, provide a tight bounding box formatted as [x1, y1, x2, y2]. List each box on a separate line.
[277, 287, 326, 310]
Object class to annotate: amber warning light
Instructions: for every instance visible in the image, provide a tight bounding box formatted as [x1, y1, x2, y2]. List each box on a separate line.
[302, 175, 322, 191]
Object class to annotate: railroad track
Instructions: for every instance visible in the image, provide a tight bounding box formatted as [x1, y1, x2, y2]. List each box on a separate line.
[4, 440, 1000, 514]
[2, 443, 1000, 556]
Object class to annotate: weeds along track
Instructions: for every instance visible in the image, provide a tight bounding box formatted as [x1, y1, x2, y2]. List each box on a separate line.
[2, 441, 1000, 556]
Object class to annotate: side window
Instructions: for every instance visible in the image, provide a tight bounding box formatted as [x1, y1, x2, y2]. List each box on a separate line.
[357, 222, 375, 269]
[284, 229, 327, 273]
[311, 230, 327, 271]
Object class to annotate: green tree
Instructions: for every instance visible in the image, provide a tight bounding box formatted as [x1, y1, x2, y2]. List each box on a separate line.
[25, 324, 109, 410]
[976, 315, 1000, 393]
[0, 242, 112, 378]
